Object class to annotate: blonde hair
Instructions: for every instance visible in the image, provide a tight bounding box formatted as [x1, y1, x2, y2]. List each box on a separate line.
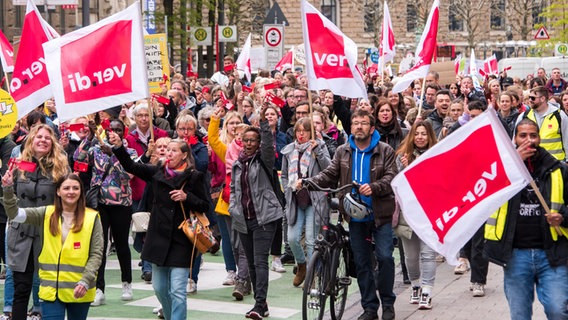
[220, 111, 243, 144]
[20, 124, 70, 181]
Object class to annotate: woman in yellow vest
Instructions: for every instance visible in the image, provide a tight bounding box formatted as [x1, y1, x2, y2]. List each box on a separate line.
[1, 172, 103, 320]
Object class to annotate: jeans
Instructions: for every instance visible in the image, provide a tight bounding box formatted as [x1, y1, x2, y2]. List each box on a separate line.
[288, 206, 316, 264]
[152, 264, 189, 320]
[190, 253, 201, 283]
[504, 248, 568, 320]
[239, 219, 277, 305]
[270, 218, 283, 256]
[349, 221, 396, 313]
[401, 233, 436, 293]
[225, 216, 249, 281]
[96, 204, 132, 291]
[217, 214, 236, 272]
[41, 299, 90, 320]
[133, 233, 152, 274]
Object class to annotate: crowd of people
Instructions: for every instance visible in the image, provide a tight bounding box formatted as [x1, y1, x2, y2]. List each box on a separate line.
[0, 56, 567, 320]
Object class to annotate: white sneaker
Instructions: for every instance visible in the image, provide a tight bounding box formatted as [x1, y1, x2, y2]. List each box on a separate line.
[418, 293, 432, 309]
[223, 270, 236, 286]
[91, 289, 105, 306]
[187, 279, 197, 294]
[472, 283, 485, 297]
[121, 282, 133, 301]
[152, 305, 162, 314]
[271, 258, 286, 273]
[410, 286, 421, 304]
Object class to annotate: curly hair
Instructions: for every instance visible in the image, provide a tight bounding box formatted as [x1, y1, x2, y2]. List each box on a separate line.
[20, 124, 70, 181]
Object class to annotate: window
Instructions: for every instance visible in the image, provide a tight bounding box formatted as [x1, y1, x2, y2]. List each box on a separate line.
[15, 5, 24, 28]
[532, 0, 546, 25]
[448, 6, 463, 31]
[491, 0, 505, 30]
[321, 0, 336, 25]
[407, 4, 417, 32]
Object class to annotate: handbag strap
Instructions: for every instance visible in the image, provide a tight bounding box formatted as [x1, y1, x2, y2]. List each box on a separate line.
[178, 180, 189, 220]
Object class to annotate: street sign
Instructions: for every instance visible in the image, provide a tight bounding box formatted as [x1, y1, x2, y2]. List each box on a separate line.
[218, 25, 237, 42]
[555, 43, 568, 56]
[263, 25, 284, 70]
[189, 26, 212, 46]
[534, 26, 550, 40]
[264, 2, 289, 26]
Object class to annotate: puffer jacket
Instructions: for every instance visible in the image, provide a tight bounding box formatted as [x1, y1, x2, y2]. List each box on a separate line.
[281, 139, 331, 227]
[306, 137, 398, 227]
[229, 120, 284, 233]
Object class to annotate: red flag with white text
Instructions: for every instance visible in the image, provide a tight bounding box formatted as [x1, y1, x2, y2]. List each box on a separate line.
[378, 1, 395, 70]
[392, 0, 439, 93]
[235, 33, 252, 82]
[0, 30, 14, 73]
[301, 0, 367, 99]
[391, 110, 531, 265]
[10, 0, 59, 120]
[275, 48, 294, 72]
[43, 3, 148, 122]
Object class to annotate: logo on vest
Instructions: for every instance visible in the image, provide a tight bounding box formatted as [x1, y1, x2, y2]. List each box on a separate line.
[74, 241, 81, 249]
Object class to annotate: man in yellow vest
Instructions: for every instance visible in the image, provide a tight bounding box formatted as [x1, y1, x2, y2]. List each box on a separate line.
[515, 85, 568, 161]
[484, 118, 568, 320]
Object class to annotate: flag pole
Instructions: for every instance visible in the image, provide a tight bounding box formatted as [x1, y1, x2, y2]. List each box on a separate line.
[149, 96, 155, 142]
[4, 73, 11, 92]
[417, 76, 427, 118]
[529, 179, 563, 236]
[307, 89, 315, 143]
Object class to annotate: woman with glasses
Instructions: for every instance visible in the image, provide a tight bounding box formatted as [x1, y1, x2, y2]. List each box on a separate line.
[281, 117, 330, 287]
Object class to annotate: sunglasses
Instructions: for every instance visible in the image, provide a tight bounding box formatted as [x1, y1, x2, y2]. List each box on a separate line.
[529, 96, 540, 101]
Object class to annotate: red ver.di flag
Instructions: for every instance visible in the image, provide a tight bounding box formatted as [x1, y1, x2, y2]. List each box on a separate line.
[10, 0, 59, 120]
[43, 2, 148, 122]
[301, 0, 366, 99]
[391, 110, 532, 265]
[0, 30, 14, 73]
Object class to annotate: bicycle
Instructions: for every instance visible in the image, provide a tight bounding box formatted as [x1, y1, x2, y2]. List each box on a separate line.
[302, 180, 360, 320]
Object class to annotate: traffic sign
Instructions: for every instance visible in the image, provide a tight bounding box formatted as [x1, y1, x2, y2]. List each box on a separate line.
[189, 26, 212, 46]
[263, 25, 284, 70]
[264, 2, 289, 26]
[534, 26, 550, 40]
[555, 43, 568, 56]
[265, 27, 282, 47]
[218, 25, 237, 42]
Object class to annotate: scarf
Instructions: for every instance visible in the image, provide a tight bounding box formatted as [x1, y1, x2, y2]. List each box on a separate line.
[164, 161, 188, 179]
[287, 141, 313, 190]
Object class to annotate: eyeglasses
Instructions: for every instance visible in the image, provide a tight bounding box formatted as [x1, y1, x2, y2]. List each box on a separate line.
[296, 111, 309, 115]
[136, 114, 150, 118]
[352, 122, 371, 127]
[296, 129, 309, 134]
[177, 127, 195, 132]
[204, 118, 211, 122]
[529, 96, 540, 101]
[242, 138, 259, 143]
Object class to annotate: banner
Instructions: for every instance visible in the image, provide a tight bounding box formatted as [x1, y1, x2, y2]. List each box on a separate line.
[392, 110, 531, 265]
[0, 89, 18, 138]
[144, 33, 169, 93]
[43, 2, 148, 122]
[0, 30, 14, 73]
[235, 33, 252, 82]
[301, 0, 366, 99]
[10, 0, 59, 120]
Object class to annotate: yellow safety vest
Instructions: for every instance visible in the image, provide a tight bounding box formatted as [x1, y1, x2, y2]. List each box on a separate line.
[485, 168, 568, 241]
[38, 206, 98, 303]
[525, 109, 565, 160]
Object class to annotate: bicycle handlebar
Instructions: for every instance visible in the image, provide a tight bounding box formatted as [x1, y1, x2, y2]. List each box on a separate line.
[302, 179, 360, 194]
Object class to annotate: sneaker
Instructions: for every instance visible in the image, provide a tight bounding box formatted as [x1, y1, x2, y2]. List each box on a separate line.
[157, 308, 164, 319]
[152, 306, 161, 314]
[0, 313, 11, 320]
[142, 271, 152, 283]
[418, 293, 432, 309]
[472, 283, 485, 297]
[232, 279, 247, 301]
[382, 306, 395, 320]
[91, 289, 105, 306]
[410, 286, 421, 304]
[121, 282, 133, 301]
[357, 310, 378, 320]
[187, 279, 197, 294]
[245, 303, 269, 320]
[223, 270, 236, 286]
[454, 259, 470, 275]
[271, 258, 286, 273]
[27, 312, 41, 320]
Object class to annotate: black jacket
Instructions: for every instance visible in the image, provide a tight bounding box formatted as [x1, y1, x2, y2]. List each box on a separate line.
[484, 148, 568, 267]
[114, 145, 210, 267]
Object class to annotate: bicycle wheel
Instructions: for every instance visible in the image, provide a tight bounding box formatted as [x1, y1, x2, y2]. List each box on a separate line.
[302, 250, 328, 320]
[330, 245, 350, 320]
